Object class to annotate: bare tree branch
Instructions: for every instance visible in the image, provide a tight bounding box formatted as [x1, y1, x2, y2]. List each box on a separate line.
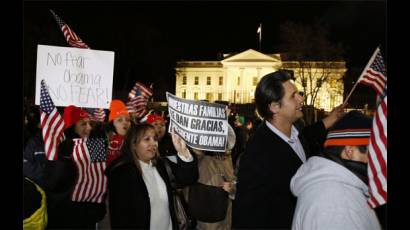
[279, 21, 344, 107]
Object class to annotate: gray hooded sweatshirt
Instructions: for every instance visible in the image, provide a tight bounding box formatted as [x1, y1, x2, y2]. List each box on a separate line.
[290, 156, 381, 230]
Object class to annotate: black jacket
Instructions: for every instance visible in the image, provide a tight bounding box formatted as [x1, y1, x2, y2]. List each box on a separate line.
[23, 132, 46, 187]
[232, 121, 326, 229]
[106, 155, 198, 229]
[43, 125, 108, 229]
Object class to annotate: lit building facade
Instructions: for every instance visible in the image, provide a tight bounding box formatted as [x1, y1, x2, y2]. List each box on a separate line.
[175, 49, 346, 111]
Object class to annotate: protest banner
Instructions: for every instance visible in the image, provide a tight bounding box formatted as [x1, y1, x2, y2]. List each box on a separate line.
[166, 92, 229, 152]
[35, 45, 114, 109]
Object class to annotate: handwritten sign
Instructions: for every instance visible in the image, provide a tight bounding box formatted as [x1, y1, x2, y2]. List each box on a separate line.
[35, 45, 114, 108]
[166, 92, 228, 152]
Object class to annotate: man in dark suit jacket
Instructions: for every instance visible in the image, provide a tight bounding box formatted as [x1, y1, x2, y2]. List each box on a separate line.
[232, 70, 344, 229]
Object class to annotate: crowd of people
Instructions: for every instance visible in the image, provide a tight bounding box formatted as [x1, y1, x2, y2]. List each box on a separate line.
[23, 70, 386, 230]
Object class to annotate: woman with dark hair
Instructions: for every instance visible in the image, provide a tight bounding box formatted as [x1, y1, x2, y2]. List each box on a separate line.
[98, 99, 131, 229]
[106, 99, 131, 167]
[146, 113, 178, 157]
[106, 123, 198, 229]
[44, 105, 107, 229]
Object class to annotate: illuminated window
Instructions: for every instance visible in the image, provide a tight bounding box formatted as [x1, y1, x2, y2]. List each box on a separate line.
[206, 93, 212, 101]
[330, 95, 336, 108]
[219, 76, 223, 85]
[195, 76, 199, 85]
[182, 90, 186, 98]
[253, 77, 258, 86]
[237, 77, 240, 85]
[207, 76, 211, 85]
[218, 93, 222, 100]
[330, 79, 338, 88]
[182, 76, 187, 85]
[194, 92, 198, 100]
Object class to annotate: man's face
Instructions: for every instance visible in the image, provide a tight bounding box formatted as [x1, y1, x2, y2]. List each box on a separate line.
[152, 120, 166, 140]
[272, 80, 304, 123]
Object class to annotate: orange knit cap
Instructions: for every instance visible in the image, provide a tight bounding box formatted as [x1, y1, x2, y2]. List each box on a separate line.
[109, 100, 129, 122]
[63, 105, 90, 130]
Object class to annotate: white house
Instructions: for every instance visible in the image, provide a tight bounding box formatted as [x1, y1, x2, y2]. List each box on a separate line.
[175, 49, 346, 111]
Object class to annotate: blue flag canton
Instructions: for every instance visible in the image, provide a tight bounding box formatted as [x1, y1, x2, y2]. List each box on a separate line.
[84, 107, 95, 116]
[372, 52, 387, 77]
[87, 138, 107, 162]
[135, 87, 143, 97]
[131, 86, 144, 98]
[40, 80, 55, 115]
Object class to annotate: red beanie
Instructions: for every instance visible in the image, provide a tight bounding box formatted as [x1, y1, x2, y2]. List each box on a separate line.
[146, 114, 165, 124]
[63, 105, 90, 130]
[109, 100, 129, 122]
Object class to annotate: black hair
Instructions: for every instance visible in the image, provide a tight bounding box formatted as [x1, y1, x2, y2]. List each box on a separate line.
[254, 70, 292, 120]
[119, 123, 158, 174]
[105, 121, 118, 138]
[245, 116, 254, 125]
[322, 145, 369, 158]
[107, 121, 116, 132]
[322, 146, 345, 157]
[63, 125, 81, 140]
[321, 145, 369, 185]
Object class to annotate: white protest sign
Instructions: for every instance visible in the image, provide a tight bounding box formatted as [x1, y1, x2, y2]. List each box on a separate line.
[35, 45, 114, 108]
[166, 92, 228, 152]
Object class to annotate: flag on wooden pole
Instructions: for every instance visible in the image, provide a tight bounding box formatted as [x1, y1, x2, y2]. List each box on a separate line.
[357, 47, 387, 95]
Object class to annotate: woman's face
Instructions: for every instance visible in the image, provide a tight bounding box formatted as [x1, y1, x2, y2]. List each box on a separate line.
[113, 115, 131, 136]
[74, 118, 92, 138]
[134, 128, 158, 163]
[151, 120, 166, 140]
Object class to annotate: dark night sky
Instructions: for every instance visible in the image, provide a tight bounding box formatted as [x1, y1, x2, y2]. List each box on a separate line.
[23, 1, 386, 104]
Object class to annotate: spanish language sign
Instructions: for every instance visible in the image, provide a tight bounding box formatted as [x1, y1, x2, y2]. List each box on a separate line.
[35, 45, 114, 108]
[166, 92, 228, 152]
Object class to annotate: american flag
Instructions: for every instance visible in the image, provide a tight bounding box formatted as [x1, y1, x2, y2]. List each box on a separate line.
[71, 138, 108, 203]
[357, 47, 387, 95]
[49, 9, 90, 49]
[40, 80, 66, 161]
[84, 108, 106, 122]
[126, 82, 153, 118]
[50, 10, 107, 117]
[367, 88, 387, 208]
